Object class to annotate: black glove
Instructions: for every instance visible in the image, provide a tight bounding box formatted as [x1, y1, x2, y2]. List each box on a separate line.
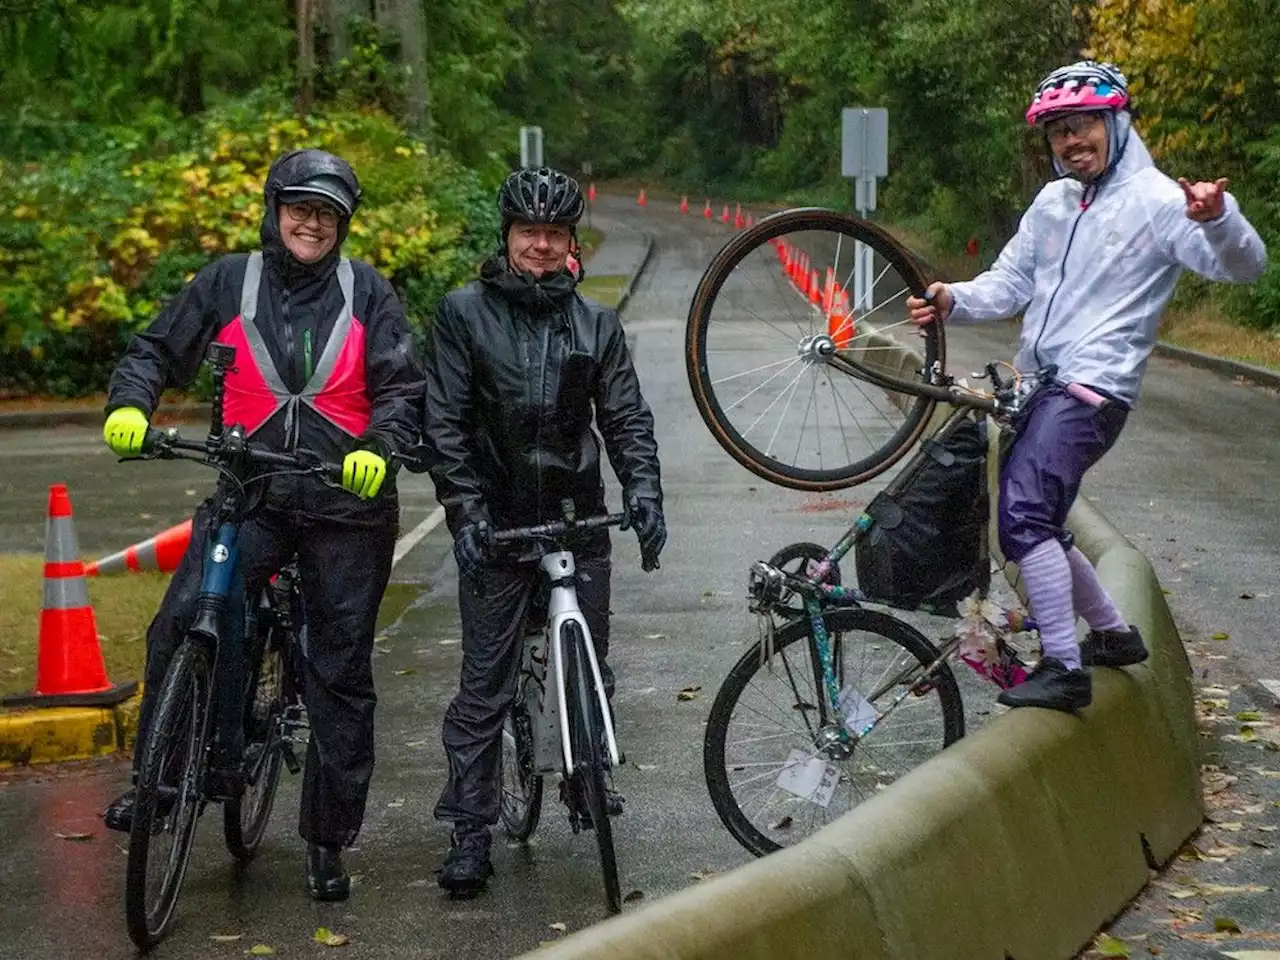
[621, 495, 665, 572]
[454, 520, 491, 582]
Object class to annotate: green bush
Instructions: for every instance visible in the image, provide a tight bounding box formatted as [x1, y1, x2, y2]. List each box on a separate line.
[0, 92, 498, 398]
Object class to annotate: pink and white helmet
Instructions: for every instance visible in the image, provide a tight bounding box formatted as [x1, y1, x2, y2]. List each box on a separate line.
[1026, 60, 1129, 126]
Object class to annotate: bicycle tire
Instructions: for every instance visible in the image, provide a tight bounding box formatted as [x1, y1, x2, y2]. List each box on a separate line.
[565, 621, 622, 914]
[686, 207, 945, 491]
[125, 638, 212, 950]
[704, 607, 964, 858]
[224, 594, 288, 862]
[500, 693, 544, 841]
[767, 541, 841, 617]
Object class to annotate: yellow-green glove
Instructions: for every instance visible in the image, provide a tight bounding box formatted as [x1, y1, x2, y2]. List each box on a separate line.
[342, 450, 388, 499]
[103, 407, 150, 457]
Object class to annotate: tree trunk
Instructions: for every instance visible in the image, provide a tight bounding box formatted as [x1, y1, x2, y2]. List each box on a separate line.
[395, 0, 431, 141]
[295, 0, 316, 116]
[176, 49, 204, 116]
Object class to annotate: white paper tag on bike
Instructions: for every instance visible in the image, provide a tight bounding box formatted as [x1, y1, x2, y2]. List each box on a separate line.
[775, 749, 840, 808]
[837, 684, 878, 735]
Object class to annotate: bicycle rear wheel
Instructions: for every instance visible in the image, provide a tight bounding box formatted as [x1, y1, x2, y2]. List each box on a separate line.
[565, 621, 622, 914]
[224, 595, 288, 861]
[686, 207, 944, 491]
[500, 690, 544, 841]
[704, 608, 963, 857]
[126, 638, 212, 950]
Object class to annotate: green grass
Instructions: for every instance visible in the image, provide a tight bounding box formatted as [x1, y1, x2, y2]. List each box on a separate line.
[0, 555, 422, 698]
[578, 274, 627, 308]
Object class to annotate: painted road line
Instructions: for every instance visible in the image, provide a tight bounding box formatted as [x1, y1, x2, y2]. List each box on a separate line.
[392, 505, 445, 568]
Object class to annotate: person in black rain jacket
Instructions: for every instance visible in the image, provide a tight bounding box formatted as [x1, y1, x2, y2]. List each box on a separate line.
[100, 149, 423, 902]
[420, 166, 665, 895]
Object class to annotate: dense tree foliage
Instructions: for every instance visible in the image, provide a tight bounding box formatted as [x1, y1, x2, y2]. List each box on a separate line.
[1, 0, 1277, 395]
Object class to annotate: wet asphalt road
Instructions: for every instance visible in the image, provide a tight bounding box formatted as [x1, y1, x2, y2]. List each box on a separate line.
[1, 192, 1278, 958]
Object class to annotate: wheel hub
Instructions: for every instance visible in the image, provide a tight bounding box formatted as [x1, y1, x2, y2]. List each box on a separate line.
[797, 334, 837, 365]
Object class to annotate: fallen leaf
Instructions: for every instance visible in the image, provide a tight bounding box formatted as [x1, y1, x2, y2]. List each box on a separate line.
[248, 947, 275, 957]
[403, 739, 431, 748]
[185, 488, 197, 496]
[1237, 711, 1265, 722]
[314, 927, 349, 946]
[690, 870, 716, 881]
[1216, 822, 1245, 832]
[1222, 952, 1280, 959]
[210, 934, 243, 942]
[771, 815, 794, 831]
[1258, 825, 1278, 833]
[623, 889, 645, 903]
[1096, 934, 1131, 957]
[1212, 632, 1231, 641]
[54, 832, 93, 841]
[548, 922, 568, 933]
[677, 686, 701, 701]
[394, 668, 417, 676]
[1169, 907, 1203, 923]
[387, 798, 405, 808]
[1202, 883, 1272, 896]
[644, 633, 666, 640]
[1168, 887, 1200, 900]
[1240, 592, 1256, 600]
[1215, 917, 1243, 933]
[635, 763, 658, 772]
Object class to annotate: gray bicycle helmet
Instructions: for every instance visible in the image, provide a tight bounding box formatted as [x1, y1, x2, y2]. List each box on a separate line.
[498, 167, 585, 234]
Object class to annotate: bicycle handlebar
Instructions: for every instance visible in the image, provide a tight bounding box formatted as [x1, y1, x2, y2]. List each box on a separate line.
[491, 513, 626, 545]
[141, 425, 344, 483]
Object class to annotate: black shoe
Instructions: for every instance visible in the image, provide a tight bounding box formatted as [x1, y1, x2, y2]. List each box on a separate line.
[997, 657, 1092, 712]
[103, 786, 177, 832]
[437, 822, 493, 896]
[1080, 626, 1148, 668]
[103, 788, 137, 833]
[306, 843, 351, 902]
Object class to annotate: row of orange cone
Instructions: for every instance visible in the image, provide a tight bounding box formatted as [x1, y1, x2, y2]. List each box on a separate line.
[1, 486, 192, 707]
[626, 186, 756, 229]
[772, 236, 857, 348]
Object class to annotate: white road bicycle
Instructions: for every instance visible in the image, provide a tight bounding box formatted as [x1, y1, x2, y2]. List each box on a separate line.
[496, 506, 626, 914]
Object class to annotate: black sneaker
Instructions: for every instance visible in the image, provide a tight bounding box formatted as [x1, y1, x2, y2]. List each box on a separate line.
[102, 786, 177, 832]
[997, 657, 1092, 712]
[1080, 626, 1148, 668]
[437, 822, 493, 896]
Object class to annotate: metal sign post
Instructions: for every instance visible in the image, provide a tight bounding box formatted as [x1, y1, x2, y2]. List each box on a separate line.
[841, 108, 888, 312]
[519, 126, 544, 168]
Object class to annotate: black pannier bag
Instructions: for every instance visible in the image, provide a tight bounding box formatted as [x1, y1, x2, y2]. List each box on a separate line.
[854, 415, 990, 616]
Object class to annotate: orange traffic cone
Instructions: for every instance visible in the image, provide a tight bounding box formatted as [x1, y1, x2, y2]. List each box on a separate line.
[809, 269, 822, 305]
[588, 182, 597, 203]
[86, 518, 193, 576]
[703, 199, 712, 220]
[733, 204, 745, 229]
[2, 485, 138, 707]
[679, 195, 689, 214]
[637, 188, 647, 207]
[721, 204, 730, 223]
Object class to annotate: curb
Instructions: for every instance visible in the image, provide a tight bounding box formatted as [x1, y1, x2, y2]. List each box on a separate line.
[1152, 341, 1280, 390]
[0, 402, 211, 432]
[615, 228, 656, 316]
[0, 693, 141, 769]
[517, 500, 1201, 960]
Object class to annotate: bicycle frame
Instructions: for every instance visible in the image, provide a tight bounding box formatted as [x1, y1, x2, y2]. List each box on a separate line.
[522, 548, 620, 779]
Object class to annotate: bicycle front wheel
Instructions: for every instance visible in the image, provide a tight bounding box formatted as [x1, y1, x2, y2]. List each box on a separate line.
[704, 608, 964, 858]
[686, 207, 945, 491]
[126, 638, 212, 950]
[565, 621, 622, 914]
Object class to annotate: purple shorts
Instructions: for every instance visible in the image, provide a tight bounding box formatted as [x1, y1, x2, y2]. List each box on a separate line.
[998, 383, 1128, 563]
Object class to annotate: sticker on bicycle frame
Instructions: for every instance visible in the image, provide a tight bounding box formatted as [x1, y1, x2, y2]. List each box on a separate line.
[837, 684, 878, 736]
[775, 749, 840, 808]
[212, 544, 230, 563]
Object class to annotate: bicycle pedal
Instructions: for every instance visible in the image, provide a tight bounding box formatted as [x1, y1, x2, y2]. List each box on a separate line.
[281, 743, 302, 775]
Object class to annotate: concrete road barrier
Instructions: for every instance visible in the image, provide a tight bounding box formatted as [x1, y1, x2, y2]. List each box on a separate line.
[521, 330, 1202, 960]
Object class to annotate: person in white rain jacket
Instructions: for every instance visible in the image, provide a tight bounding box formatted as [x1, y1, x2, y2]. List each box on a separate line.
[908, 60, 1267, 712]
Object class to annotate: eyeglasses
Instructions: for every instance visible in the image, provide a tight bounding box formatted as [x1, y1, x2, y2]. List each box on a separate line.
[283, 200, 340, 227]
[1044, 113, 1102, 142]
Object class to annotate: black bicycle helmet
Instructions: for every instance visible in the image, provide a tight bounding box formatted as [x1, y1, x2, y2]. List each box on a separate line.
[498, 167, 585, 234]
[269, 149, 363, 217]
